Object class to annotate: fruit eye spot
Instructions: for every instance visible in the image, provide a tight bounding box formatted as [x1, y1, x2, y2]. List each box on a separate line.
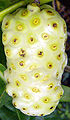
[5, 22, 9, 28]
[11, 63, 16, 70]
[14, 39, 17, 42]
[17, 24, 23, 31]
[9, 68, 12, 73]
[42, 33, 48, 40]
[56, 72, 59, 77]
[40, 114, 44, 116]
[38, 51, 44, 57]
[50, 106, 54, 109]
[19, 61, 25, 67]
[32, 87, 40, 93]
[20, 74, 27, 81]
[53, 23, 57, 28]
[12, 93, 17, 98]
[30, 37, 33, 41]
[27, 113, 30, 115]
[16, 80, 20, 87]
[13, 102, 17, 107]
[64, 24, 66, 33]
[41, 75, 50, 82]
[28, 37, 35, 44]
[32, 114, 35, 116]
[57, 54, 61, 60]
[58, 91, 63, 99]
[62, 61, 66, 70]
[33, 104, 40, 109]
[11, 38, 19, 45]
[10, 37, 20, 46]
[47, 63, 53, 69]
[54, 86, 58, 91]
[46, 10, 54, 15]
[42, 97, 49, 103]
[22, 10, 28, 16]
[50, 44, 57, 51]
[29, 64, 37, 70]
[22, 107, 26, 110]
[7, 78, 10, 83]
[60, 37, 64, 39]
[2, 34, 6, 42]
[33, 18, 40, 26]
[34, 73, 40, 78]
[60, 94, 62, 97]
[6, 49, 11, 56]
[19, 49, 26, 57]
[48, 83, 54, 88]
[24, 93, 30, 99]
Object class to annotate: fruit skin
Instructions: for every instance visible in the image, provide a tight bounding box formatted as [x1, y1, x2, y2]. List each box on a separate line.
[2, 3, 67, 116]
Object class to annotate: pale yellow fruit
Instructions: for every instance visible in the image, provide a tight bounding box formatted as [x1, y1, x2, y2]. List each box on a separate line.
[2, 3, 67, 116]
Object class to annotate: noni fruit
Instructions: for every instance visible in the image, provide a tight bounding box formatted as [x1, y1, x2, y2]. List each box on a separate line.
[2, 3, 67, 116]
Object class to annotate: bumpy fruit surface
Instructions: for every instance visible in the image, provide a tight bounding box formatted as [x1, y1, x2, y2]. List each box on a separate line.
[2, 3, 67, 116]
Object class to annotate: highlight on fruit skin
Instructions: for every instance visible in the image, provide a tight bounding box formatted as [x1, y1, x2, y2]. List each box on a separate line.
[2, 3, 67, 116]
